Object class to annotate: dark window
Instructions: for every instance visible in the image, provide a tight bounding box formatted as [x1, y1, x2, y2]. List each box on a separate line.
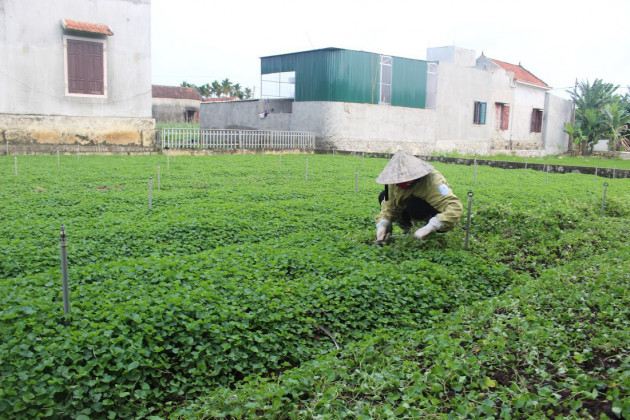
[531, 109, 543, 132]
[473, 101, 486, 124]
[495, 103, 510, 131]
[67, 39, 104, 95]
[185, 109, 197, 123]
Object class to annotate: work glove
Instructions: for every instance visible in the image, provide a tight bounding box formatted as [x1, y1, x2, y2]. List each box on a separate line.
[414, 217, 444, 240]
[376, 219, 391, 241]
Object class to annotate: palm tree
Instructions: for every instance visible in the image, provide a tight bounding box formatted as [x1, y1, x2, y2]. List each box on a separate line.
[581, 108, 605, 154]
[210, 81, 222, 98]
[196, 83, 211, 98]
[220, 78, 233, 98]
[568, 79, 619, 154]
[604, 100, 630, 153]
[232, 83, 242, 99]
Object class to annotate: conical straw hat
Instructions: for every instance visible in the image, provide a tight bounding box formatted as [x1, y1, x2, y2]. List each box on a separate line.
[376, 151, 434, 184]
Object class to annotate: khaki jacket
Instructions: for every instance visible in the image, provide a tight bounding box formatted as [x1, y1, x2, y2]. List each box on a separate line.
[376, 170, 463, 231]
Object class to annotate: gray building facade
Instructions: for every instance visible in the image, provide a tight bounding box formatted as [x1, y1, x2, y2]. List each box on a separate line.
[0, 0, 155, 152]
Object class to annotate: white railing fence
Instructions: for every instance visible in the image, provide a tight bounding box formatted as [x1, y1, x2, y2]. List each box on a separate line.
[161, 129, 315, 150]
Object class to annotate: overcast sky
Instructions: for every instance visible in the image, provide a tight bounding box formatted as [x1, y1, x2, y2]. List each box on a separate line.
[151, 0, 630, 99]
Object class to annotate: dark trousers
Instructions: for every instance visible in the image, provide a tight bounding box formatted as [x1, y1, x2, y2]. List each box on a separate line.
[378, 189, 438, 229]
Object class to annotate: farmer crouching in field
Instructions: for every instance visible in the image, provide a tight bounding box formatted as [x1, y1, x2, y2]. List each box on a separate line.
[375, 151, 463, 243]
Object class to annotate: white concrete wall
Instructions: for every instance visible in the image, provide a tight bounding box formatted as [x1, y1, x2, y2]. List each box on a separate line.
[486, 67, 515, 147]
[201, 100, 436, 153]
[511, 84, 546, 148]
[201, 100, 292, 131]
[0, 0, 152, 118]
[427, 46, 477, 67]
[543, 93, 572, 153]
[293, 102, 436, 154]
[433, 62, 495, 154]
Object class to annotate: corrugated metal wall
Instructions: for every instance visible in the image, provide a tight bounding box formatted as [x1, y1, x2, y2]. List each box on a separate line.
[261, 48, 427, 109]
[391, 56, 427, 108]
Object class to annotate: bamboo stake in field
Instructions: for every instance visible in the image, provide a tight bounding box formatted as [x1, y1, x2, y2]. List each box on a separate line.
[464, 191, 474, 250]
[600, 182, 609, 217]
[149, 176, 153, 210]
[59, 225, 70, 319]
[546, 164, 549, 184]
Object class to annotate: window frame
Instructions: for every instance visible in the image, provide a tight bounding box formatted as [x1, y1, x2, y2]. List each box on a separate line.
[531, 108, 543, 133]
[473, 101, 487, 125]
[63, 35, 107, 98]
[495, 102, 510, 131]
[379, 55, 392, 105]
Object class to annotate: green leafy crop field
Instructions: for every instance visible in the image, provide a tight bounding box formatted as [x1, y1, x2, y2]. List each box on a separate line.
[0, 154, 628, 419]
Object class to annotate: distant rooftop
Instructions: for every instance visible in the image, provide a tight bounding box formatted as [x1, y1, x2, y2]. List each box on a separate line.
[152, 85, 202, 100]
[202, 97, 240, 102]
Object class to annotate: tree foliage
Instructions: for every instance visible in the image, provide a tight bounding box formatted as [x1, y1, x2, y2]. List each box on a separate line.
[567, 79, 629, 155]
[180, 79, 254, 99]
[603, 99, 630, 152]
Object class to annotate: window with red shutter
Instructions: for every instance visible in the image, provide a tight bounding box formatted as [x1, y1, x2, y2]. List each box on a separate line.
[501, 104, 510, 131]
[65, 37, 105, 96]
[495, 103, 510, 131]
[531, 109, 543, 133]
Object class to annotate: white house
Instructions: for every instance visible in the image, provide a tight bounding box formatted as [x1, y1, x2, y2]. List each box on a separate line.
[429, 46, 572, 155]
[0, 0, 154, 153]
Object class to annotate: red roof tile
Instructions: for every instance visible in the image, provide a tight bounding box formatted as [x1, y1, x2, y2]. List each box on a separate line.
[489, 58, 549, 89]
[202, 97, 239, 102]
[62, 19, 114, 36]
[152, 85, 202, 100]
